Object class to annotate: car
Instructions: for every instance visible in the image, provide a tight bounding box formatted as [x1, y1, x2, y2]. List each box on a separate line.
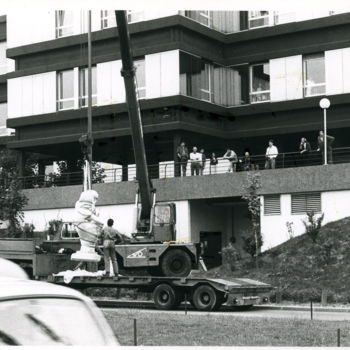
[0, 258, 120, 346]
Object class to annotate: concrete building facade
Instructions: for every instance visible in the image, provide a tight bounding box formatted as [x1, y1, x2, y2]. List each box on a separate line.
[2, 10, 350, 264]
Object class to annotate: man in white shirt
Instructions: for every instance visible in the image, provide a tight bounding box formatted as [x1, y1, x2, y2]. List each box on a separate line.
[190, 147, 202, 176]
[265, 139, 278, 169]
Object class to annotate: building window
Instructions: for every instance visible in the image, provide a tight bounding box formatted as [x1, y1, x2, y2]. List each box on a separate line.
[57, 69, 74, 111]
[55, 11, 74, 38]
[291, 192, 321, 215]
[248, 11, 269, 29]
[101, 10, 116, 29]
[303, 53, 325, 97]
[264, 195, 281, 215]
[127, 10, 144, 23]
[135, 59, 146, 99]
[79, 66, 97, 107]
[0, 42, 6, 75]
[250, 63, 270, 103]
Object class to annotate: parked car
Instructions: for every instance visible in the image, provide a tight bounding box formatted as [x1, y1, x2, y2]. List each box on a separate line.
[0, 258, 119, 346]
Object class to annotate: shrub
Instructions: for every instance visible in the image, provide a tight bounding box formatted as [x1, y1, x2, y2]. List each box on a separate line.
[222, 243, 241, 271]
[303, 211, 324, 243]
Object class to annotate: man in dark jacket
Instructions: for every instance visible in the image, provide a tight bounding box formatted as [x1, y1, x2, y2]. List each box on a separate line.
[176, 141, 189, 176]
[317, 131, 335, 164]
[299, 137, 311, 166]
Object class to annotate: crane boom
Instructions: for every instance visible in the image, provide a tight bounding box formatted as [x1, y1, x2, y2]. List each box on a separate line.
[115, 10, 153, 222]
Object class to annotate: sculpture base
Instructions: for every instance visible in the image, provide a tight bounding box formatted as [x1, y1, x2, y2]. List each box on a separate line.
[71, 251, 101, 262]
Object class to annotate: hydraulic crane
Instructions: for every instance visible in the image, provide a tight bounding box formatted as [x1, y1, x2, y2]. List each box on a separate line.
[111, 11, 200, 276]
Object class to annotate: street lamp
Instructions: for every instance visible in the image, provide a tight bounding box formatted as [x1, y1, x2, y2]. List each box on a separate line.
[319, 98, 331, 165]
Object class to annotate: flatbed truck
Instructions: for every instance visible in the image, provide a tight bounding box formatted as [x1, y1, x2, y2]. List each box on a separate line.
[38, 273, 272, 312]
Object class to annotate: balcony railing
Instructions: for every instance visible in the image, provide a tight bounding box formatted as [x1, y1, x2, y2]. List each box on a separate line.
[16, 147, 350, 189]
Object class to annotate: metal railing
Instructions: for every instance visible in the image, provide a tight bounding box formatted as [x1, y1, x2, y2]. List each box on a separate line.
[16, 147, 350, 189]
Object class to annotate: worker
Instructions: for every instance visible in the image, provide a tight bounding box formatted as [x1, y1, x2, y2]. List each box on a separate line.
[102, 219, 122, 276]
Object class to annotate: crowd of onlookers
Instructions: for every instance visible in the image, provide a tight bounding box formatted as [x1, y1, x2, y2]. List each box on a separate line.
[175, 130, 335, 176]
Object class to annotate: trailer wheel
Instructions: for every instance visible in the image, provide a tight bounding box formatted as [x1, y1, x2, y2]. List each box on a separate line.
[192, 285, 218, 311]
[153, 284, 180, 310]
[160, 249, 192, 277]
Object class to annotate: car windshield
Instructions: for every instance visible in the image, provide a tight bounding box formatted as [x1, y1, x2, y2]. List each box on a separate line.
[0, 297, 107, 346]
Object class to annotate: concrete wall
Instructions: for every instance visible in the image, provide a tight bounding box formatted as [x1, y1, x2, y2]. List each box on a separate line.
[261, 190, 350, 250]
[22, 163, 350, 210]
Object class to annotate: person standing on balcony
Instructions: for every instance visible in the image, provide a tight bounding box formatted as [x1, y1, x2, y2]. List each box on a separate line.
[299, 137, 311, 166]
[176, 141, 189, 176]
[223, 148, 238, 172]
[190, 147, 201, 176]
[210, 152, 218, 174]
[317, 131, 335, 164]
[265, 139, 278, 169]
[242, 150, 254, 171]
[200, 149, 206, 175]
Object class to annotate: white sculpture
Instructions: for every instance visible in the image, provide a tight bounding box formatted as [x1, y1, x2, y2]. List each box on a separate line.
[71, 189, 104, 262]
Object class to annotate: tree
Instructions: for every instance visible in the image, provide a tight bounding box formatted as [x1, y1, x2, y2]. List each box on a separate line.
[0, 149, 28, 236]
[57, 160, 106, 185]
[241, 172, 263, 266]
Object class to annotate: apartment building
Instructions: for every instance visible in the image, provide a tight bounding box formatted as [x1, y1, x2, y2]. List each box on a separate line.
[3, 10, 350, 257]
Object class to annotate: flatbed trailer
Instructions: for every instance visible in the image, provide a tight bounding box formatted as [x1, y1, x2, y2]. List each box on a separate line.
[38, 274, 273, 312]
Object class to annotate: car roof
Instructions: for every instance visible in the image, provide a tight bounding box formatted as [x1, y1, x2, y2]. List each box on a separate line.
[0, 277, 88, 300]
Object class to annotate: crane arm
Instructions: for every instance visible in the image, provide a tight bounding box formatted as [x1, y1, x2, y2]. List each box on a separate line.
[115, 11, 153, 221]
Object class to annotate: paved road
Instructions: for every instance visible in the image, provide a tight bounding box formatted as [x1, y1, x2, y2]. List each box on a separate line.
[102, 306, 350, 321]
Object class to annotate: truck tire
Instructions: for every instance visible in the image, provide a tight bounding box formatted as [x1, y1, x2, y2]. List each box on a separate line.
[160, 249, 192, 277]
[153, 284, 180, 310]
[192, 285, 218, 311]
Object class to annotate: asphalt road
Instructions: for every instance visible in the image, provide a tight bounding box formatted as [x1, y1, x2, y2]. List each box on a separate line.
[102, 305, 350, 321]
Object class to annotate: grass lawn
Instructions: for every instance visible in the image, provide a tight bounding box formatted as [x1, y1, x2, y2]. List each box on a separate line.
[103, 309, 350, 346]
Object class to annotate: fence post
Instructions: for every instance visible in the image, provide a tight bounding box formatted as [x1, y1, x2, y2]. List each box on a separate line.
[321, 289, 328, 306]
[164, 164, 167, 179]
[282, 153, 285, 168]
[310, 300, 313, 320]
[337, 328, 340, 347]
[133, 318, 137, 346]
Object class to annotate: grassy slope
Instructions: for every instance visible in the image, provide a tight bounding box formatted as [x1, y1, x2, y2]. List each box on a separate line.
[104, 310, 350, 346]
[205, 217, 350, 302]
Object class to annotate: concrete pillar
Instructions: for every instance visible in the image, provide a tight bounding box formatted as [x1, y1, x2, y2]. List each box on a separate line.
[122, 161, 128, 182]
[16, 151, 26, 177]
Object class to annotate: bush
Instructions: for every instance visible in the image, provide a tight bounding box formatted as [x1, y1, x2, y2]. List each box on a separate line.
[303, 211, 324, 243]
[222, 243, 241, 271]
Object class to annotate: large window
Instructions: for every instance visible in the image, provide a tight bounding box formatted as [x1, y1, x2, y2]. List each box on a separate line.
[55, 11, 74, 38]
[291, 192, 321, 215]
[180, 52, 248, 107]
[250, 63, 270, 103]
[303, 53, 325, 97]
[57, 69, 74, 111]
[184, 11, 212, 27]
[79, 66, 97, 107]
[101, 10, 116, 29]
[135, 59, 146, 99]
[0, 42, 6, 75]
[248, 11, 269, 29]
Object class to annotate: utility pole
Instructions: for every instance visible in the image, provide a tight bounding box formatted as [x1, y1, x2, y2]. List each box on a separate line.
[87, 10, 93, 187]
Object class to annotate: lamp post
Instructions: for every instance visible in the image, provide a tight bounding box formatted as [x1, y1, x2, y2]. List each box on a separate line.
[319, 98, 331, 165]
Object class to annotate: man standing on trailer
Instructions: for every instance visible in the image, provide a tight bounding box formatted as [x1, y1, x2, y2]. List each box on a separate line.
[102, 219, 122, 276]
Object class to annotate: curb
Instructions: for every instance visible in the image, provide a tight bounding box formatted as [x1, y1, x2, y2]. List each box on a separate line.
[256, 304, 350, 313]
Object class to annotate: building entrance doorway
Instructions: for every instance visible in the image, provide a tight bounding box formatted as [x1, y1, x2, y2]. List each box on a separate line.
[200, 231, 222, 269]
